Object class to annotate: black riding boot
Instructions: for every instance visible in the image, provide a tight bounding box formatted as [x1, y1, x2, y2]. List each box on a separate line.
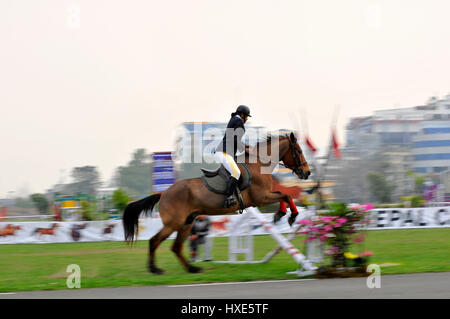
[223, 177, 238, 208]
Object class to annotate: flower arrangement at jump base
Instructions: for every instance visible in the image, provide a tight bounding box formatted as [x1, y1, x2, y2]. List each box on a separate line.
[296, 202, 374, 278]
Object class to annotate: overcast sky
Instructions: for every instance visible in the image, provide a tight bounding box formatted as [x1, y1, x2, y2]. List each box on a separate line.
[1, 0, 450, 197]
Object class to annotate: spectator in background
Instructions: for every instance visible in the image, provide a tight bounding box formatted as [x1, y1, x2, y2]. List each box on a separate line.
[54, 204, 62, 221]
[189, 215, 212, 262]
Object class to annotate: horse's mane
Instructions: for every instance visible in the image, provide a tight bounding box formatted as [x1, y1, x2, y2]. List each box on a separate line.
[245, 133, 290, 159]
[253, 133, 289, 149]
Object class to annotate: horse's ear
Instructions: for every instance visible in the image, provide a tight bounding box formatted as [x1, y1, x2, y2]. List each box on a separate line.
[290, 132, 296, 142]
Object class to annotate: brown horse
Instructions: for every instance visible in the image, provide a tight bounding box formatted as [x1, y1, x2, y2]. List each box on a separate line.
[123, 132, 310, 274]
[0, 224, 22, 237]
[32, 223, 59, 237]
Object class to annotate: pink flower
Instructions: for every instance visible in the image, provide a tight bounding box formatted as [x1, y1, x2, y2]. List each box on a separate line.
[325, 246, 339, 255]
[319, 235, 328, 242]
[306, 236, 316, 242]
[309, 227, 320, 234]
[362, 203, 375, 211]
[337, 218, 347, 224]
[319, 216, 334, 223]
[333, 223, 342, 228]
[298, 219, 312, 226]
[359, 251, 373, 257]
[324, 225, 333, 232]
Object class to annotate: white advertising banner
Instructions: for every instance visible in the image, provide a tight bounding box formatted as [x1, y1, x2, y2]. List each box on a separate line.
[367, 207, 450, 229]
[0, 206, 448, 244]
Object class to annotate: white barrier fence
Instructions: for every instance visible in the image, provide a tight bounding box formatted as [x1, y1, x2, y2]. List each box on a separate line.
[0, 206, 449, 244]
[368, 207, 450, 228]
[1, 215, 54, 220]
[214, 207, 317, 276]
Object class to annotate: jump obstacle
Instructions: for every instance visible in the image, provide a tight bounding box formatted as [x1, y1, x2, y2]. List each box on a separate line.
[215, 206, 318, 277]
[261, 206, 324, 265]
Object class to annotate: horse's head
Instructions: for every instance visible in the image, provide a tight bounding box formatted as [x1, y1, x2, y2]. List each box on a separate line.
[281, 133, 311, 180]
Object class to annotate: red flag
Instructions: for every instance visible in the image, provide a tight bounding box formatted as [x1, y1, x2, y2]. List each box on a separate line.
[332, 129, 341, 158]
[0, 207, 7, 221]
[305, 135, 317, 153]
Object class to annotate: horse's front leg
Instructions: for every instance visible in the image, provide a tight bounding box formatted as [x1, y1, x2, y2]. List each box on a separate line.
[261, 192, 299, 226]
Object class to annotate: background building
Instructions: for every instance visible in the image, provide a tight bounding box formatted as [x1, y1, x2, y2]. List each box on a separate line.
[412, 95, 450, 174]
[330, 94, 450, 203]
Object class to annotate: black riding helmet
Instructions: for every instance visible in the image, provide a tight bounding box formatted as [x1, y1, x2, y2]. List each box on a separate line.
[235, 105, 251, 117]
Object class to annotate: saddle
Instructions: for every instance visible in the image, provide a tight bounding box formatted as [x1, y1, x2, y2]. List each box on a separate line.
[200, 163, 252, 195]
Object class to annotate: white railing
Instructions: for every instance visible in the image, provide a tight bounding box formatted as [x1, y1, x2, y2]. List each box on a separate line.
[0, 215, 54, 221]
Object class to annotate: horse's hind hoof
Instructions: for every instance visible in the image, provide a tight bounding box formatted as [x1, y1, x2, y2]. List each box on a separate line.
[188, 265, 203, 273]
[149, 266, 164, 275]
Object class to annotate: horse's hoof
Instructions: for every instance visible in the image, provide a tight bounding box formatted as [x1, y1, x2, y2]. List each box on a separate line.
[187, 265, 203, 273]
[288, 213, 298, 227]
[149, 266, 164, 275]
[273, 211, 286, 224]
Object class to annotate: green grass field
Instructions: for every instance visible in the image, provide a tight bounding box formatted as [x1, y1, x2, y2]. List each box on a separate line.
[0, 228, 449, 292]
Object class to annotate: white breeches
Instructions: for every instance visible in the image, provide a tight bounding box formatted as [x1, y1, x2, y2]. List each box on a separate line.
[215, 152, 241, 180]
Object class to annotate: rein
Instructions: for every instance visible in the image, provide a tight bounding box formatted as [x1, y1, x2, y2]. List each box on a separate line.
[287, 137, 307, 176]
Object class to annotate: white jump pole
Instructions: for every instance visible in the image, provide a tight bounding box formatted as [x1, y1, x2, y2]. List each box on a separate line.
[245, 207, 317, 276]
[262, 207, 316, 263]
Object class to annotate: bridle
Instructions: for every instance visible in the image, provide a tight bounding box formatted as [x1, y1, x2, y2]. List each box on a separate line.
[287, 138, 308, 177]
[251, 135, 308, 177]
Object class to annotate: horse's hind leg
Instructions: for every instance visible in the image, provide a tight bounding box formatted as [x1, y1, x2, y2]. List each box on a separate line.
[171, 224, 203, 273]
[148, 226, 174, 274]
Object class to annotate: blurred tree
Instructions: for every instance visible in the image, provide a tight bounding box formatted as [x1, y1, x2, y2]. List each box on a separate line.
[407, 171, 426, 194]
[115, 149, 152, 196]
[367, 171, 395, 203]
[30, 194, 49, 215]
[414, 175, 426, 194]
[112, 189, 130, 214]
[80, 200, 93, 221]
[14, 197, 34, 208]
[69, 166, 101, 196]
[80, 200, 109, 220]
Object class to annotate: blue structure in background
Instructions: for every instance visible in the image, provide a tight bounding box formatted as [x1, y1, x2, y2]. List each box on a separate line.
[152, 152, 176, 193]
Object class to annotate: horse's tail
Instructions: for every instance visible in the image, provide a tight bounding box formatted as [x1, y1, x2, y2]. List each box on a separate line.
[123, 193, 161, 243]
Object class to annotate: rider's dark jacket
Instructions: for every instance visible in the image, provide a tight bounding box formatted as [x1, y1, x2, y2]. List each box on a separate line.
[215, 114, 246, 157]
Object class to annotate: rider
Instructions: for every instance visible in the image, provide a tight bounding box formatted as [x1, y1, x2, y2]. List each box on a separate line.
[215, 105, 251, 208]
